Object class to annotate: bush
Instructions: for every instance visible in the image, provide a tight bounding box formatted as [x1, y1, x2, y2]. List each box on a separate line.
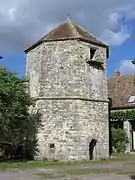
[111, 127, 129, 153]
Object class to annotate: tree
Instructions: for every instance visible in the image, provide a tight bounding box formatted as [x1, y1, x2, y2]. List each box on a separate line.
[0, 67, 42, 159]
[131, 59, 135, 66]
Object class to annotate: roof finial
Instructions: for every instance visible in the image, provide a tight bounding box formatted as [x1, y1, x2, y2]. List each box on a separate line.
[67, 14, 70, 21]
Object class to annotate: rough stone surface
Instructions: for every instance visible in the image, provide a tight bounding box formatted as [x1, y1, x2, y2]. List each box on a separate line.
[124, 120, 131, 152]
[26, 39, 109, 161]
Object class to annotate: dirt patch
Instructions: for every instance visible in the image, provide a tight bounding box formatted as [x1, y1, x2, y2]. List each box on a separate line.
[1, 157, 135, 180]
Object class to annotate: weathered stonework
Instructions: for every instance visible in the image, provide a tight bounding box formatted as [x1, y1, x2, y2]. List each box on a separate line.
[26, 32, 109, 161]
[35, 99, 109, 161]
[26, 40, 108, 100]
[124, 120, 131, 153]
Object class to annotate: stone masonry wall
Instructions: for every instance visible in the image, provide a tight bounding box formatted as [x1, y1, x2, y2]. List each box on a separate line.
[26, 44, 43, 98]
[35, 99, 109, 161]
[124, 120, 131, 152]
[26, 40, 108, 101]
[26, 39, 109, 161]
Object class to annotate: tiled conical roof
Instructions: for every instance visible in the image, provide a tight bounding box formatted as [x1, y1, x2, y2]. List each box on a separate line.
[25, 20, 108, 53]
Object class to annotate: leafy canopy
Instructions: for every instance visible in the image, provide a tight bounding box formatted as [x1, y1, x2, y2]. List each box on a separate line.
[111, 110, 135, 121]
[0, 67, 35, 143]
[0, 68, 42, 159]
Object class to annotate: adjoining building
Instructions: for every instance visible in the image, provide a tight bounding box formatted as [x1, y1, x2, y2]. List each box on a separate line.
[108, 71, 135, 152]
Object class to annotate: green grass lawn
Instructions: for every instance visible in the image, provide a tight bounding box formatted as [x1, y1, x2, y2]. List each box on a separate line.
[0, 153, 135, 170]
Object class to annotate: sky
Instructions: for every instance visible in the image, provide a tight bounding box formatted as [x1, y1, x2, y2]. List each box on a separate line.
[0, 0, 135, 78]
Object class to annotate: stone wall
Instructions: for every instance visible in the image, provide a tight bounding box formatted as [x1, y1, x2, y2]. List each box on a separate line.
[35, 99, 109, 161]
[26, 40, 108, 101]
[124, 120, 131, 152]
[26, 44, 43, 98]
[26, 39, 109, 161]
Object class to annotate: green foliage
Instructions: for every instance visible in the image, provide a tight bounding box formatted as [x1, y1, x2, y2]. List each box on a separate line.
[111, 128, 129, 153]
[131, 59, 135, 66]
[111, 110, 135, 121]
[0, 67, 42, 159]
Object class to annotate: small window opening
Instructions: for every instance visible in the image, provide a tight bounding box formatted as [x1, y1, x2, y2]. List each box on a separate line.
[90, 48, 97, 59]
[49, 143, 55, 149]
[128, 96, 135, 103]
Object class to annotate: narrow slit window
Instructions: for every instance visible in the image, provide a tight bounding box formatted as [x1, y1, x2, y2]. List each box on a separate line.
[49, 143, 55, 149]
[90, 48, 97, 59]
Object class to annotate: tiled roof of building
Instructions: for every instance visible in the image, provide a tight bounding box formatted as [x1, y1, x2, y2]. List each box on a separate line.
[25, 20, 108, 53]
[108, 72, 135, 109]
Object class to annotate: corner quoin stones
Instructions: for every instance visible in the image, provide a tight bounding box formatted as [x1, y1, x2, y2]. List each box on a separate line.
[25, 20, 109, 161]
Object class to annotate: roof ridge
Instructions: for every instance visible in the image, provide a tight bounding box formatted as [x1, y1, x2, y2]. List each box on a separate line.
[68, 20, 80, 38]
[75, 23, 108, 46]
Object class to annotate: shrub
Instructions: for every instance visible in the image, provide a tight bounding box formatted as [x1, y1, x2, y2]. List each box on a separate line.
[111, 127, 129, 153]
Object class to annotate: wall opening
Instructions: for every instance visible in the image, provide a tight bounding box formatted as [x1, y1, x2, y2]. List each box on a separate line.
[89, 139, 97, 160]
[49, 143, 55, 149]
[90, 48, 97, 59]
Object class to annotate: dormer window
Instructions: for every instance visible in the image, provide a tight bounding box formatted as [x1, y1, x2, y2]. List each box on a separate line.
[90, 47, 97, 59]
[128, 96, 135, 103]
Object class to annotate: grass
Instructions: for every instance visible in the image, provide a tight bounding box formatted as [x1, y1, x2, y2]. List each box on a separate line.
[0, 154, 135, 179]
[0, 160, 105, 170]
[0, 153, 135, 170]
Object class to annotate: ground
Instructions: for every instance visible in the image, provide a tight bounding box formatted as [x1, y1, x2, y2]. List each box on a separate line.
[1, 154, 135, 180]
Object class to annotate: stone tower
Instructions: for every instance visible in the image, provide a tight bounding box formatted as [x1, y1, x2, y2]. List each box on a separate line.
[25, 20, 109, 161]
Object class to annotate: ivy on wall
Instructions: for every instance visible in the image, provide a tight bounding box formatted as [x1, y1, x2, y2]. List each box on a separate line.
[111, 110, 135, 121]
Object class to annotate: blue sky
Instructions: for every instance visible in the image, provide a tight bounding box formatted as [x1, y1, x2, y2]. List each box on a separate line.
[0, 52, 26, 78]
[0, 0, 135, 78]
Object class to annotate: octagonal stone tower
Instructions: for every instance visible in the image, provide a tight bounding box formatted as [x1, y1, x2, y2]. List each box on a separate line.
[25, 19, 109, 161]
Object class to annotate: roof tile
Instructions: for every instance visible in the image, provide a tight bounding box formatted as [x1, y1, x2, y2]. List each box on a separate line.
[108, 74, 135, 109]
[25, 20, 108, 53]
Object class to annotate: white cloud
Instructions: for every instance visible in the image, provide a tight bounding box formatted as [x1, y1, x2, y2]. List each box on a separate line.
[119, 60, 135, 75]
[100, 6, 133, 46]
[108, 12, 120, 27]
[0, 0, 135, 53]
[8, 8, 16, 20]
[100, 25, 130, 46]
